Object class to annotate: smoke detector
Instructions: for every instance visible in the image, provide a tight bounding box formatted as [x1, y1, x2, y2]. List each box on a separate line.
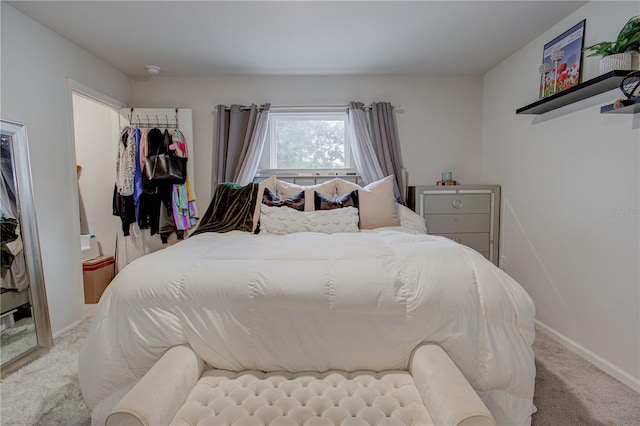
[145, 65, 161, 75]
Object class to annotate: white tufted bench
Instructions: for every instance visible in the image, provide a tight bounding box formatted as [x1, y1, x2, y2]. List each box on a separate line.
[106, 344, 495, 426]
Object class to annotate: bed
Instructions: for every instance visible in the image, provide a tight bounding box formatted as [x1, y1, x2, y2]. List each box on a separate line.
[78, 176, 536, 425]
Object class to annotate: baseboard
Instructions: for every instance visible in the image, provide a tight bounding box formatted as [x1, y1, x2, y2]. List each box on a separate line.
[535, 320, 640, 393]
[52, 319, 81, 340]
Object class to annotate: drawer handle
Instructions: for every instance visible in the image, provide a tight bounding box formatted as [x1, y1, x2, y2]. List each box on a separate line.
[452, 199, 463, 209]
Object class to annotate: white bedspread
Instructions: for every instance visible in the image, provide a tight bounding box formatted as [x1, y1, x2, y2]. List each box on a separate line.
[79, 229, 535, 425]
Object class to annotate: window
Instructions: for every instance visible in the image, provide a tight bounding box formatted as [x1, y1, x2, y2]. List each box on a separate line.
[259, 111, 353, 172]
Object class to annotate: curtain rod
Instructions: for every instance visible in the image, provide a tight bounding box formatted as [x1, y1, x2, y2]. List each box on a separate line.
[216, 104, 402, 112]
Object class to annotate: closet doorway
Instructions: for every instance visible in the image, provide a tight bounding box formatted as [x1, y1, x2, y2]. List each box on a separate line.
[71, 92, 120, 269]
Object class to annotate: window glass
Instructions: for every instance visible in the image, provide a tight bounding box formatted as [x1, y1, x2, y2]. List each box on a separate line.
[260, 112, 352, 172]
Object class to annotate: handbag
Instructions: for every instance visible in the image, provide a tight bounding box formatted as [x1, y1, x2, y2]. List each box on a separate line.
[144, 132, 187, 184]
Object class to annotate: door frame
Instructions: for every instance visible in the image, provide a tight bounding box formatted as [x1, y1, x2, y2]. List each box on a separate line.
[66, 78, 125, 318]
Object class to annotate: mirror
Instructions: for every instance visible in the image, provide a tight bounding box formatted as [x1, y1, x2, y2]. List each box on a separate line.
[0, 119, 53, 377]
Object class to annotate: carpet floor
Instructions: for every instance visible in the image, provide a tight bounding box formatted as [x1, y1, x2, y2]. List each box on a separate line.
[1, 308, 639, 425]
[531, 333, 640, 425]
[0, 314, 92, 425]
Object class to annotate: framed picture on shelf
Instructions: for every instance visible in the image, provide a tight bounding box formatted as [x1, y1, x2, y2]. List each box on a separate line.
[540, 20, 585, 98]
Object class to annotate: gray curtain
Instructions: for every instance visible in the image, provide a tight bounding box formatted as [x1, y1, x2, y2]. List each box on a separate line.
[347, 101, 405, 203]
[214, 103, 271, 187]
[346, 101, 384, 186]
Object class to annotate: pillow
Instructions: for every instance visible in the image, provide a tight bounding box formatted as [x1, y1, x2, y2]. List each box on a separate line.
[259, 205, 360, 235]
[314, 190, 359, 210]
[277, 178, 338, 212]
[192, 182, 258, 235]
[262, 188, 305, 211]
[397, 203, 427, 234]
[336, 175, 400, 229]
[251, 176, 277, 232]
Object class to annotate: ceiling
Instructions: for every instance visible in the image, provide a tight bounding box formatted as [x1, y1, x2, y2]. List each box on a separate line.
[8, 1, 587, 77]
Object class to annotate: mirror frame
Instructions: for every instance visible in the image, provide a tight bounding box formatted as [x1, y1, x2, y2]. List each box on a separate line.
[1, 119, 53, 378]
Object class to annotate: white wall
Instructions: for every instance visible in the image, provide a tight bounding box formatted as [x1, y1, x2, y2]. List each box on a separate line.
[1, 3, 130, 334]
[129, 74, 483, 213]
[73, 93, 120, 259]
[482, 1, 639, 390]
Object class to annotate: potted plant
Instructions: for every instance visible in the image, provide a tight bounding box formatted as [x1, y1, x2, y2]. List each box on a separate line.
[583, 15, 640, 74]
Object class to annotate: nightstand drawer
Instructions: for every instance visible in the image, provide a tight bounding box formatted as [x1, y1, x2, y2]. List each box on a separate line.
[410, 185, 500, 266]
[425, 213, 490, 234]
[436, 233, 490, 252]
[423, 194, 491, 215]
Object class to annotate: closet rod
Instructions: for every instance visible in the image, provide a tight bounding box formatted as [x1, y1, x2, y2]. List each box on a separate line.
[128, 117, 179, 128]
[128, 108, 180, 128]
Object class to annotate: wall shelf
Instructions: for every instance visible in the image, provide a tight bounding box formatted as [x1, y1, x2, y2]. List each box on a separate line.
[516, 70, 633, 115]
[600, 97, 640, 114]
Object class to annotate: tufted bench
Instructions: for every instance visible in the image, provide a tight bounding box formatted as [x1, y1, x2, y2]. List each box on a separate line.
[106, 344, 495, 426]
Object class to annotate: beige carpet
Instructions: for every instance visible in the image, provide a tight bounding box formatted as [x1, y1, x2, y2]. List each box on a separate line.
[0, 311, 93, 425]
[532, 332, 640, 425]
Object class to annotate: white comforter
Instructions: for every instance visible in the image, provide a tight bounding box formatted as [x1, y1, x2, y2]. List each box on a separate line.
[79, 229, 536, 425]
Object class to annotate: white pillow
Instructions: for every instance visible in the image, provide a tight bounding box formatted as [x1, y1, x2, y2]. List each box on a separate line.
[397, 203, 427, 234]
[259, 205, 360, 235]
[252, 175, 277, 232]
[336, 175, 400, 229]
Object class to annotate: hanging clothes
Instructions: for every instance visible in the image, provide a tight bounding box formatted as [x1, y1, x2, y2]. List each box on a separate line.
[113, 127, 136, 235]
[132, 128, 143, 217]
[113, 119, 198, 243]
[170, 129, 198, 231]
[115, 127, 135, 197]
[112, 185, 136, 236]
[138, 128, 167, 236]
[139, 128, 150, 176]
[136, 127, 153, 231]
[158, 129, 178, 243]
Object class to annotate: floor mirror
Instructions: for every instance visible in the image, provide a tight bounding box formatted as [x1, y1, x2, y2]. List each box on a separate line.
[1, 119, 53, 378]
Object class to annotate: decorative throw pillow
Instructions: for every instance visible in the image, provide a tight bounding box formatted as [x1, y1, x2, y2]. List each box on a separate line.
[336, 175, 400, 229]
[314, 190, 359, 211]
[259, 205, 360, 235]
[277, 178, 338, 211]
[251, 176, 277, 232]
[192, 182, 258, 235]
[262, 188, 305, 211]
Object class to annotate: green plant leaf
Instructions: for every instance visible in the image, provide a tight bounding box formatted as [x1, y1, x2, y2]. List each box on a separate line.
[583, 15, 640, 56]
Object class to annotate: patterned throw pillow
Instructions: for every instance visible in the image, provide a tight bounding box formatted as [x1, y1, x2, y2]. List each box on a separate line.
[259, 205, 360, 235]
[314, 190, 359, 211]
[262, 188, 305, 211]
[277, 178, 338, 212]
[251, 176, 277, 232]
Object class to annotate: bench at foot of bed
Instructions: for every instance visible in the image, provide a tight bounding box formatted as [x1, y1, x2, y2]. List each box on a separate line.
[105, 343, 495, 426]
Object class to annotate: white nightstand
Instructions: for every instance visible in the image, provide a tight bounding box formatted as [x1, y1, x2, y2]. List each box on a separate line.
[410, 185, 500, 265]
